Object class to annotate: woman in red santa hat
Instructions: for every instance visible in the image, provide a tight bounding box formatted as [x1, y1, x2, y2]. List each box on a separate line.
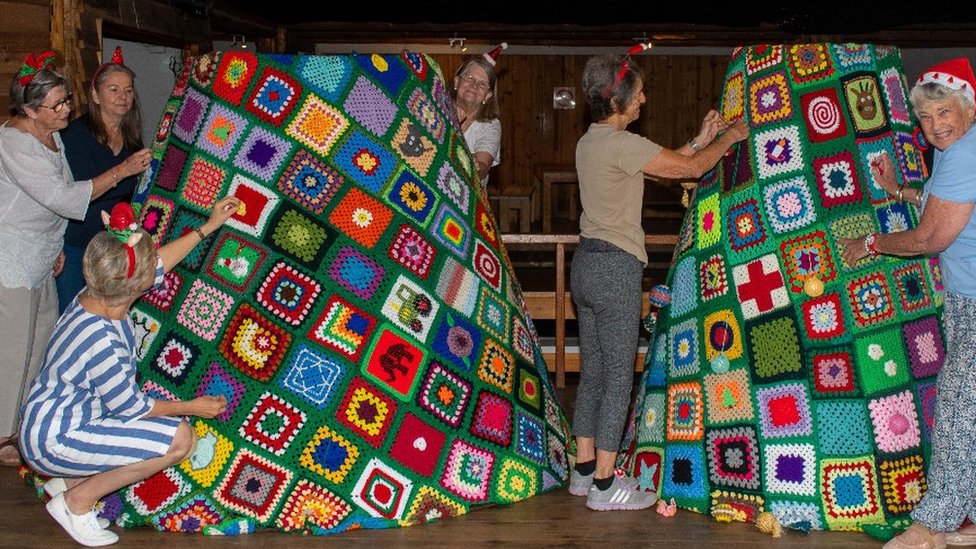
[840, 57, 976, 549]
[451, 42, 506, 190]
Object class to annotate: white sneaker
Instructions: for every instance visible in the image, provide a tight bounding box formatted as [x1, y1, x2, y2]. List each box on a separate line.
[43, 478, 111, 529]
[45, 493, 119, 547]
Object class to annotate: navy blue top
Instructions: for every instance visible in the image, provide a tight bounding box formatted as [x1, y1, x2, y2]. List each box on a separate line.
[60, 116, 138, 247]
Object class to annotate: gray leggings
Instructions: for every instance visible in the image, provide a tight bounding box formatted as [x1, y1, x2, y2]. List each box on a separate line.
[569, 237, 644, 452]
[911, 292, 976, 531]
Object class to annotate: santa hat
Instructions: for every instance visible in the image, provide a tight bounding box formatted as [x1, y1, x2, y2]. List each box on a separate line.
[482, 42, 507, 66]
[917, 57, 976, 104]
[625, 42, 652, 57]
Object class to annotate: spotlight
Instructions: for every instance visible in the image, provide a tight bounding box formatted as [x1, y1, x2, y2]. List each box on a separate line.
[449, 35, 466, 51]
[231, 34, 247, 49]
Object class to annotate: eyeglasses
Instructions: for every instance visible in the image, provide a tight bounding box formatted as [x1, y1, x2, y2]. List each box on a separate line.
[38, 92, 73, 113]
[460, 74, 490, 91]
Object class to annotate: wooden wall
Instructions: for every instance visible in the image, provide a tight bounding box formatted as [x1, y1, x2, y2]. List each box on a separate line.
[0, 0, 209, 118]
[0, 0, 54, 116]
[430, 53, 731, 195]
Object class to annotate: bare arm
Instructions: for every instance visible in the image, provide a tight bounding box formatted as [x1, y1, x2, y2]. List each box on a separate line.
[145, 395, 227, 419]
[473, 151, 494, 181]
[90, 148, 152, 200]
[158, 195, 241, 272]
[642, 118, 748, 180]
[840, 195, 974, 263]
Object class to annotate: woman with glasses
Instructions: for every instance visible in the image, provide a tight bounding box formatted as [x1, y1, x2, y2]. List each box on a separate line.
[57, 47, 152, 315]
[451, 50, 503, 190]
[0, 53, 144, 468]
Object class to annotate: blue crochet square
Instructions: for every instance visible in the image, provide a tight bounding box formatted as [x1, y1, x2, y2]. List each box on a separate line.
[663, 444, 707, 501]
[815, 400, 871, 455]
[670, 255, 698, 318]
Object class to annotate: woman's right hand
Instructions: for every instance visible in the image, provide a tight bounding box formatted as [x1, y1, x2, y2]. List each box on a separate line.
[869, 153, 899, 196]
[190, 395, 227, 419]
[121, 148, 152, 178]
[204, 195, 242, 230]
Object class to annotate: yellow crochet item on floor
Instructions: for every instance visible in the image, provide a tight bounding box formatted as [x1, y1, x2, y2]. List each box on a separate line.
[755, 512, 782, 538]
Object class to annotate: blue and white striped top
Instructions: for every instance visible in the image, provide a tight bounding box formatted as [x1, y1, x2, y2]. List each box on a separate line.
[19, 257, 179, 476]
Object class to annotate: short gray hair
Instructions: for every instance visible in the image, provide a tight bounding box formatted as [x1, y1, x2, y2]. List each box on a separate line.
[9, 68, 67, 116]
[582, 54, 644, 122]
[83, 229, 157, 306]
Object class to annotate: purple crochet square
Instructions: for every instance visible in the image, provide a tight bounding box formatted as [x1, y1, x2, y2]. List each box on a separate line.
[156, 146, 188, 192]
[233, 126, 294, 182]
[172, 87, 209, 144]
[343, 76, 397, 137]
[903, 316, 945, 379]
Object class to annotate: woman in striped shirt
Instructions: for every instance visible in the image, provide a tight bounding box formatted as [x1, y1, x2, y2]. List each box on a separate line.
[19, 195, 239, 547]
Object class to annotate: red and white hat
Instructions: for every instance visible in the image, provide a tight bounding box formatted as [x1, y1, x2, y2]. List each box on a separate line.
[917, 57, 976, 104]
[482, 42, 507, 66]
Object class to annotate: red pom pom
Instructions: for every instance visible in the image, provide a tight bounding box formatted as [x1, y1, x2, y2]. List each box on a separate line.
[109, 202, 135, 230]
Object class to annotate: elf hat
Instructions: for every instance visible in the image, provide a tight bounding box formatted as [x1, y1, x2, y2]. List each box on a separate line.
[917, 57, 976, 104]
[483, 42, 507, 66]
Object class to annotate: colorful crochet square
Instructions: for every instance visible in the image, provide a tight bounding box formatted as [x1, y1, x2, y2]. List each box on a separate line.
[622, 43, 944, 527]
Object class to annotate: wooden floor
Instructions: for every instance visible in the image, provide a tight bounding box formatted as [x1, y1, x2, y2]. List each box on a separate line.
[0, 376, 882, 548]
[0, 464, 883, 548]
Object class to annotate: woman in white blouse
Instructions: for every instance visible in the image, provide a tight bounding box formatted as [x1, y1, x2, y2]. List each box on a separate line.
[0, 52, 147, 467]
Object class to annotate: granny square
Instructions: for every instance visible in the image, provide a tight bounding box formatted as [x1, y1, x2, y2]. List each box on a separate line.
[801, 87, 848, 142]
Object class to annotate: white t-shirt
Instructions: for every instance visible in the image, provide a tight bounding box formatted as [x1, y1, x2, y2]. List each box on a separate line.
[464, 118, 501, 189]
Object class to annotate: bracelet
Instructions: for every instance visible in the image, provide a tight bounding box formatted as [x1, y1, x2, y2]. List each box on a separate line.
[688, 138, 701, 152]
[864, 233, 879, 257]
[193, 227, 206, 240]
[896, 186, 904, 202]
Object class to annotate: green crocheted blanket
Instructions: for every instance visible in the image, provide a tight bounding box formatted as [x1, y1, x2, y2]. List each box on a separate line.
[33, 51, 571, 535]
[622, 43, 941, 532]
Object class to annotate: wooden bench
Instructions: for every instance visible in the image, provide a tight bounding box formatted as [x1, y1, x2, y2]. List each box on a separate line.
[489, 185, 535, 233]
[501, 233, 679, 387]
[523, 291, 652, 375]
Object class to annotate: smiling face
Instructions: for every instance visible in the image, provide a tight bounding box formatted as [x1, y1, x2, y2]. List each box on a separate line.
[915, 95, 976, 150]
[93, 69, 135, 121]
[455, 64, 492, 106]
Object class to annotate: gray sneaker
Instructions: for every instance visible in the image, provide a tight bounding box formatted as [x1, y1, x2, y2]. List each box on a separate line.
[585, 472, 657, 511]
[568, 469, 594, 496]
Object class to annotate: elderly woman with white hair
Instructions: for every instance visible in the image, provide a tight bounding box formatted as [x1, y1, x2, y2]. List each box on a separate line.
[841, 57, 976, 549]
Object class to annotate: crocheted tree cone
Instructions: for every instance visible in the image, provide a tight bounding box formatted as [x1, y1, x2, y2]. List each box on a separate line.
[27, 50, 571, 535]
[620, 43, 943, 533]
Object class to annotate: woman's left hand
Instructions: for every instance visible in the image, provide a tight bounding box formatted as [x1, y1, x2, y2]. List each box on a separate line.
[52, 251, 65, 277]
[696, 109, 730, 146]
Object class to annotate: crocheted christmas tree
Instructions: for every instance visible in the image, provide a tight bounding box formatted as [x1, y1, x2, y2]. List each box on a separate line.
[93, 51, 570, 534]
[621, 44, 941, 532]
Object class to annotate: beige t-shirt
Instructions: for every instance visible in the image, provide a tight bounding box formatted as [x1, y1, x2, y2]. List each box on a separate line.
[575, 123, 662, 265]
